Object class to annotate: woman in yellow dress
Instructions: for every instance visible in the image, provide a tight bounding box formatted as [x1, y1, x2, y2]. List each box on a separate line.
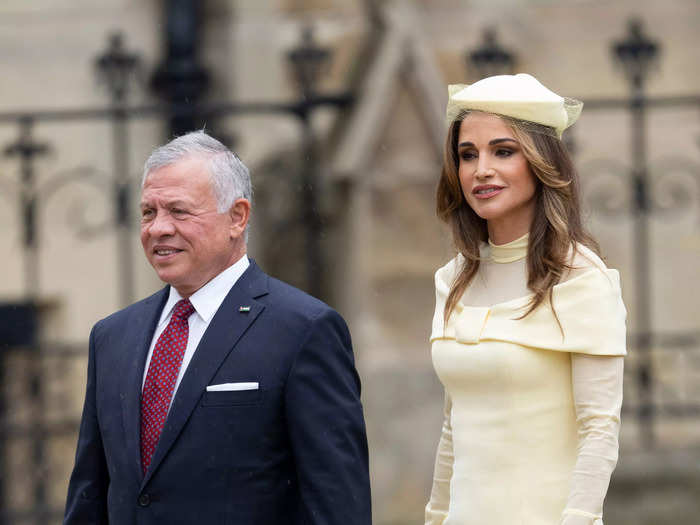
[425, 74, 626, 525]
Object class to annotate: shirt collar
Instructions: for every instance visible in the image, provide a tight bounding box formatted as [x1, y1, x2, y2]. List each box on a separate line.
[158, 255, 251, 326]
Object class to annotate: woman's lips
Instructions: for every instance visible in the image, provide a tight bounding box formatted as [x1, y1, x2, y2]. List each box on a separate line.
[472, 185, 504, 199]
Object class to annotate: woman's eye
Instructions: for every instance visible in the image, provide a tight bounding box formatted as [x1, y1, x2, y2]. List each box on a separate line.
[496, 149, 513, 157]
[460, 151, 476, 161]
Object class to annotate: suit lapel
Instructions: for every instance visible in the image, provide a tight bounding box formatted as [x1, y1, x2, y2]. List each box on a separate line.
[141, 262, 269, 489]
[121, 287, 169, 480]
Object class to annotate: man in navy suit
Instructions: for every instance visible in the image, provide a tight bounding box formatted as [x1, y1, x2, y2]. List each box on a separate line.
[64, 130, 372, 524]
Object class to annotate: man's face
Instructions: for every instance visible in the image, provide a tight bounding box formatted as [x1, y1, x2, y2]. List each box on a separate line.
[140, 156, 245, 297]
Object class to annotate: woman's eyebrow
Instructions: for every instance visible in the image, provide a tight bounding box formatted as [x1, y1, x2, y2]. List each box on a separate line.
[489, 138, 518, 145]
[457, 138, 518, 148]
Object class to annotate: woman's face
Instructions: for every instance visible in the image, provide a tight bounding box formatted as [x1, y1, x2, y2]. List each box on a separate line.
[457, 112, 537, 242]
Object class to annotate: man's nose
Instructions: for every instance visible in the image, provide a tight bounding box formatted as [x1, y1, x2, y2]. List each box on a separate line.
[145, 211, 176, 236]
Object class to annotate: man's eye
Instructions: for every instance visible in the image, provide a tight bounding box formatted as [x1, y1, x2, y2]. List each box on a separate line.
[141, 209, 154, 220]
[171, 208, 188, 217]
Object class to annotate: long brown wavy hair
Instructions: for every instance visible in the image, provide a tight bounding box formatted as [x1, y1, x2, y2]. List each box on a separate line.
[436, 111, 600, 325]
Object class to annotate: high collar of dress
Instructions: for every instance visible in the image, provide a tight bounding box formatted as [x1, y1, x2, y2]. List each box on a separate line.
[487, 232, 529, 263]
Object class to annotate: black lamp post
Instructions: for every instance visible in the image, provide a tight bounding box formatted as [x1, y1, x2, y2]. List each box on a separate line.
[613, 19, 660, 92]
[95, 33, 141, 104]
[467, 28, 516, 80]
[95, 32, 142, 306]
[287, 26, 332, 100]
[3, 119, 49, 301]
[286, 26, 333, 299]
[612, 18, 660, 448]
[150, 0, 210, 137]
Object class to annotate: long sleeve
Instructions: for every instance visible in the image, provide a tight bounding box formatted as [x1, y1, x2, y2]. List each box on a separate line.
[285, 308, 372, 525]
[64, 324, 110, 525]
[561, 354, 624, 525]
[425, 391, 454, 525]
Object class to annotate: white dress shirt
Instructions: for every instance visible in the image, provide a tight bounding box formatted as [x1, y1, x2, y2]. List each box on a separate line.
[142, 255, 250, 404]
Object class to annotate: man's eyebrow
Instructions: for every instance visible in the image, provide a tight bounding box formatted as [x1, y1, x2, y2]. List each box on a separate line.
[166, 200, 191, 208]
[140, 199, 191, 208]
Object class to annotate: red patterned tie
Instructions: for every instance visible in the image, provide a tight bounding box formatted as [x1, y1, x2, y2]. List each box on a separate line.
[140, 298, 195, 474]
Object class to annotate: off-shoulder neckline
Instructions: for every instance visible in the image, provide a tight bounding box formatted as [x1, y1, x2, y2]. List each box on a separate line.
[455, 267, 617, 313]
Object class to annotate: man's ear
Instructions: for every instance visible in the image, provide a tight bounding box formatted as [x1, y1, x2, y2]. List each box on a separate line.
[229, 198, 251, 239]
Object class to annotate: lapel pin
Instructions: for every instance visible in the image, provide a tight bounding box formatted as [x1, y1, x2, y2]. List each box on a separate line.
[238, 306, 251, 313]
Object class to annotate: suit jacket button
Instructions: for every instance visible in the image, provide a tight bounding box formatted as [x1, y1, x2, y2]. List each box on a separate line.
[138, 493, 151, 507]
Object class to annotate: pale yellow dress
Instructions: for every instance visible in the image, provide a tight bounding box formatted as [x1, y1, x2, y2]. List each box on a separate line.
[425, 234, 626, 525]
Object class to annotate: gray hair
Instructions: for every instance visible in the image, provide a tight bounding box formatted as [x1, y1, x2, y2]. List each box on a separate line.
[142, 130, 253, 212]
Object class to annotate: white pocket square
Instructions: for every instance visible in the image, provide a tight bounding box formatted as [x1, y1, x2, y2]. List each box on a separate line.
[206, 382, 259, 392]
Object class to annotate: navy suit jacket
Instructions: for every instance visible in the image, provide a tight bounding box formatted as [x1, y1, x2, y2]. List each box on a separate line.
[64, 261, 372, 524]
